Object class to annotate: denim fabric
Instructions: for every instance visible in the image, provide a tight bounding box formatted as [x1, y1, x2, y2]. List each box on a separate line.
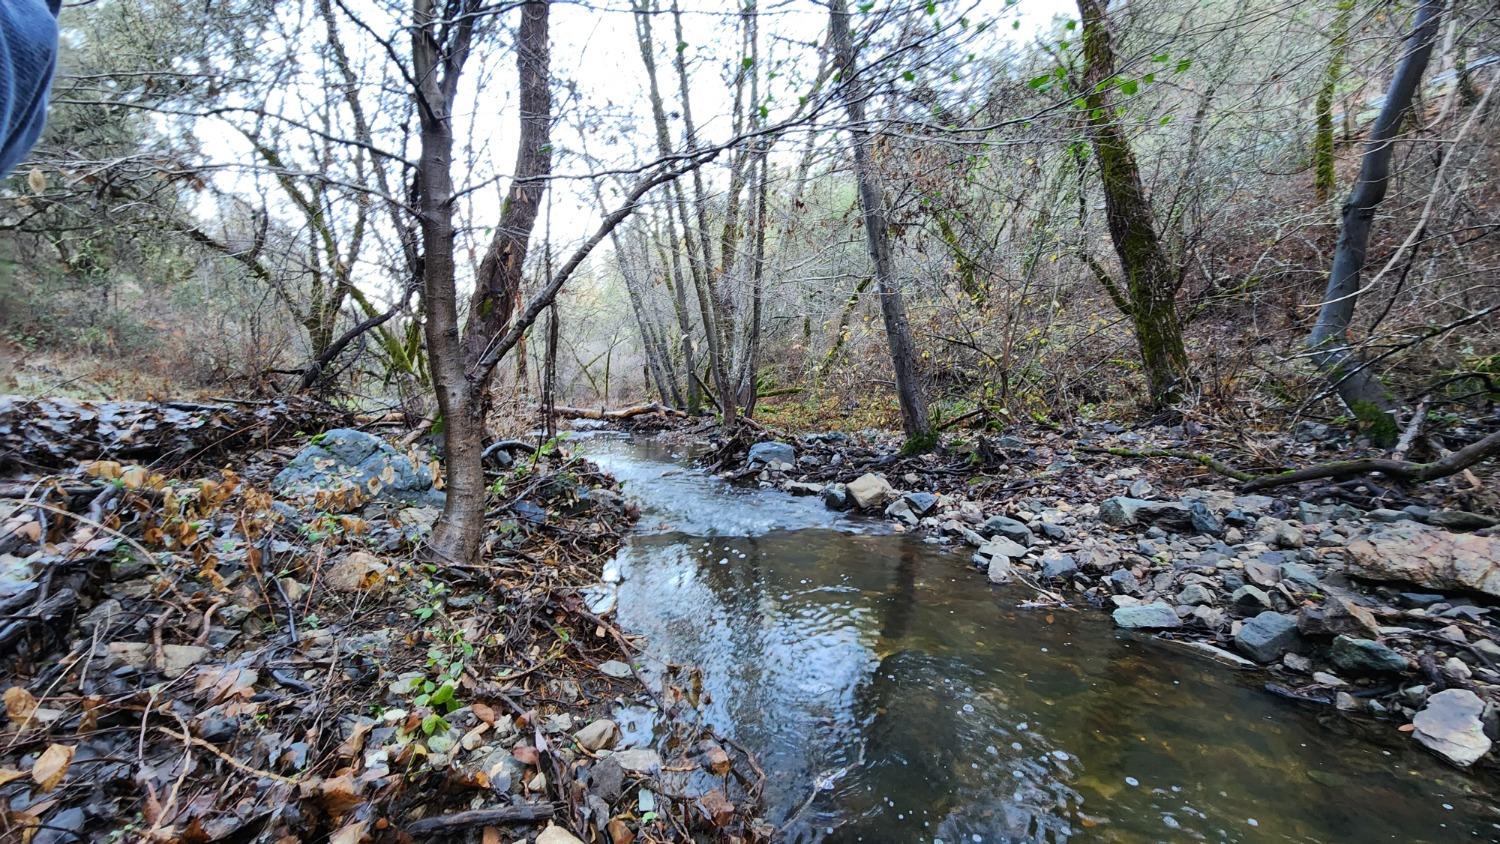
[0, 0, 61, 176]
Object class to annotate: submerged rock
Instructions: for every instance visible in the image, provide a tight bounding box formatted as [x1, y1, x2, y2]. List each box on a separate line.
[1234, 611, 1299, 663]
[1412, 689, 1492, 767]
[1112, 602, 1182, 630]
[1345, 523, 1500, 598]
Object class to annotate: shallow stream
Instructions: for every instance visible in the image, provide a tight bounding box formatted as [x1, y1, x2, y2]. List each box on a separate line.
[579, 433, 1497, 843]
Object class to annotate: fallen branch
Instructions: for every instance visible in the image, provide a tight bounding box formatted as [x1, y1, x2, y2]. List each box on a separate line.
[1080, 446, 1256, 482]
[403, 804, 555, 835]
[552, 403, 686, 420]
[1240, 428, 1500, 492]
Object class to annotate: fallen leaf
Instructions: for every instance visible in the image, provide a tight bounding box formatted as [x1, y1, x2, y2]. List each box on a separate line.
[329, 819, 368, 844]
[471, 702, 497, 725]
[698, 789, 734, 827]
[482, 827, 502, 844]
[0, 768, 25, 786]
[606, 818, 635, 844]
[32, 743, 75, 792]
[4, 686, 38, 721]
[319, 774, 364, 817]
[1397, 723, 1415, 733]
[512, 744, 539, 766]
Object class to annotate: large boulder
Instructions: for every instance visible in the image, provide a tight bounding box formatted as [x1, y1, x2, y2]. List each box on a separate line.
[747, 441, 796, 467]
[845, 473, 894, 510]
[1412, 689, 1493, 767]
[1098, 497, 1195, 533]
[1345, 523, 1500, 598]
[274, 429, 443, 508]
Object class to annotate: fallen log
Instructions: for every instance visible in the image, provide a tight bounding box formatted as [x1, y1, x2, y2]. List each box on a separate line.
[552, 402, 686, 420]
[403, 805, 555, 835]
[1240, 428, 1500, 492]
[0, 395, 342, 470]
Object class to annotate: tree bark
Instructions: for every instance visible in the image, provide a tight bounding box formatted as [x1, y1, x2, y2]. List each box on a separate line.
[1308, 0, 1442, 446]
[828, 0, 933, 449]
[1076, 0, 1190, 408]
[1313, 0, 1356, 203]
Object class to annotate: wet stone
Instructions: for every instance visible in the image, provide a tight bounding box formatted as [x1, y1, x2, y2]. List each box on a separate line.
[1412, 689, 1492, 767]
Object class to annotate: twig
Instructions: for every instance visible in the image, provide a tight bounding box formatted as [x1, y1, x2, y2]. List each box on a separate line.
[403, 805, 555, 835]
[1079, 445, 1255, 482]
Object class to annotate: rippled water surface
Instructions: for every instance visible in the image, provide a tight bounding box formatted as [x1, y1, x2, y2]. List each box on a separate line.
[578, 434, 1498, 843]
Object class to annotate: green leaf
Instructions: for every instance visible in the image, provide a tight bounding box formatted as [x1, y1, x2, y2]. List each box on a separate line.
[1153, 52, 1170, 63]
[858, 1, 874, 11]
[1175, 58, 1191, 73]
[1119, 79, 1138, 95]
[902, 70, 915, 82]
[1028, 74, 1052, 90]
[1142, 72, 1155, 84]
[1159, 114, 1173, 125]
[742, 57, 754, 70]
[1064, 19, 1076, 30]
[431, 682, 455, 707]
[924, 0, 936, 13]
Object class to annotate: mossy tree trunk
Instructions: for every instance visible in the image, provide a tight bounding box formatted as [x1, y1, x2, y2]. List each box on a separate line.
[1313, 0, 1356, 204]
[1076, 0, 1190, 408]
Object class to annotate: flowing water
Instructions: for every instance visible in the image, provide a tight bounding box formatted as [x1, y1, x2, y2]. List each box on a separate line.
[577, 433, 1499, 843]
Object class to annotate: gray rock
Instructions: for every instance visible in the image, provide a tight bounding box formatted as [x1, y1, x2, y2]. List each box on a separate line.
[1177, 583, 1216, 606]
[1038, 552, 1078, 580]
[1346, 524, 1500, 598]
[1099, 497, 1194, 532]
[1234, 611, 1300, 663]
[1279, 562, 1320, 588]
[611, 748, 662, 774]
[1112, 602, 1183, 630]
[1108, 569, 1141, 595]
[986, 556, 1015, 584]
[1231, 585, 1272, 610]
[1425, 510, 1497, 531]
[748, 441, 796, 467]
[846, 473, 894, 509]
[274, 429, 443, 508]
[574, 719, 620, 752]
[1328, 635, 1409, 674]
[885, 499, 919, 527]
[822, 484, 851, 511]
[975, 536, 1028, 562]
[982, 515, 1034, 547]
[1244, 558, 1281, 587]
[1413, 689, 1493, 767]
[1188, 502, 1224, 537]
[1297, 597, 1379, 639]
[1038, 522, 1068, 541]
[903, 491, 939, 516]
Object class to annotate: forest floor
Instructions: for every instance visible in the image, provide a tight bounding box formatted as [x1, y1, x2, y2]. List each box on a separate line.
[659, 408, 1500, 777]
[0, 397, 768, 844]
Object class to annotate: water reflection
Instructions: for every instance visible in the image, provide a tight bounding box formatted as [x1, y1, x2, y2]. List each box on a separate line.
[579, 436, 1499, 843]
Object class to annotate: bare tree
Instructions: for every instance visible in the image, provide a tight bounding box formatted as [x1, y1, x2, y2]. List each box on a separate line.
[828, 0, 932, 448]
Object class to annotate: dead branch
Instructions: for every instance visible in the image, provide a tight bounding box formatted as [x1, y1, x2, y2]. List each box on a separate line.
[552, 403, 686, 420]
[402, 804, 555, 835]
[1240, 428, 1500, 492]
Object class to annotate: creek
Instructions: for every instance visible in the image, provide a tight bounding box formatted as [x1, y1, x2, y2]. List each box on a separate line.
[578, 433, 1497, 843]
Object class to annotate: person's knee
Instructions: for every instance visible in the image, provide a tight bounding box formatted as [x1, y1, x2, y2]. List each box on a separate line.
[0, 0, 62, 176]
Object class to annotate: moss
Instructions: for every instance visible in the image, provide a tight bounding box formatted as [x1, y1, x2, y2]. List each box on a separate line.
[1350, 399, 1398, 448]
[901, 429, 938, 456]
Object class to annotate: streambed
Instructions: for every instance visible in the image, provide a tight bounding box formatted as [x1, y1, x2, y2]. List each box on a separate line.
[579, 433, 1497, 843]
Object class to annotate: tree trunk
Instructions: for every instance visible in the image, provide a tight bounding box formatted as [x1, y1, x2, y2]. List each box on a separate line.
[828, 0, 932, 449]
[1076, 0, 1190, 408]
[1308, 0, 1442, 445]
[1313, 0, 1355, 203]
[415, 0, 551, 564]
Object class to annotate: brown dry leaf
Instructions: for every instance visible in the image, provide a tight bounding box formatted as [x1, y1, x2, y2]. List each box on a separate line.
[698, 741, 730, 776]
[482, 827, 502, 844]
[26, 167, 46, 194]
[32, 743, 75, 792]
[337, 721, 373, 761]
[698, 789, 735, 827]
[606, 818, 636, 844]
[319, 773, 364, 817]
[0, 768, 26, 786]
[10, 520, 40, 543]
[4, 686, 38, 721]
[512, 744, 539, 766]
[120, 466, 149, 489]
[328, 819, 368, 844]
[1397, 723, 1416, 733]
[85, 461, 125, 482]
[471, 701, 497, 725]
